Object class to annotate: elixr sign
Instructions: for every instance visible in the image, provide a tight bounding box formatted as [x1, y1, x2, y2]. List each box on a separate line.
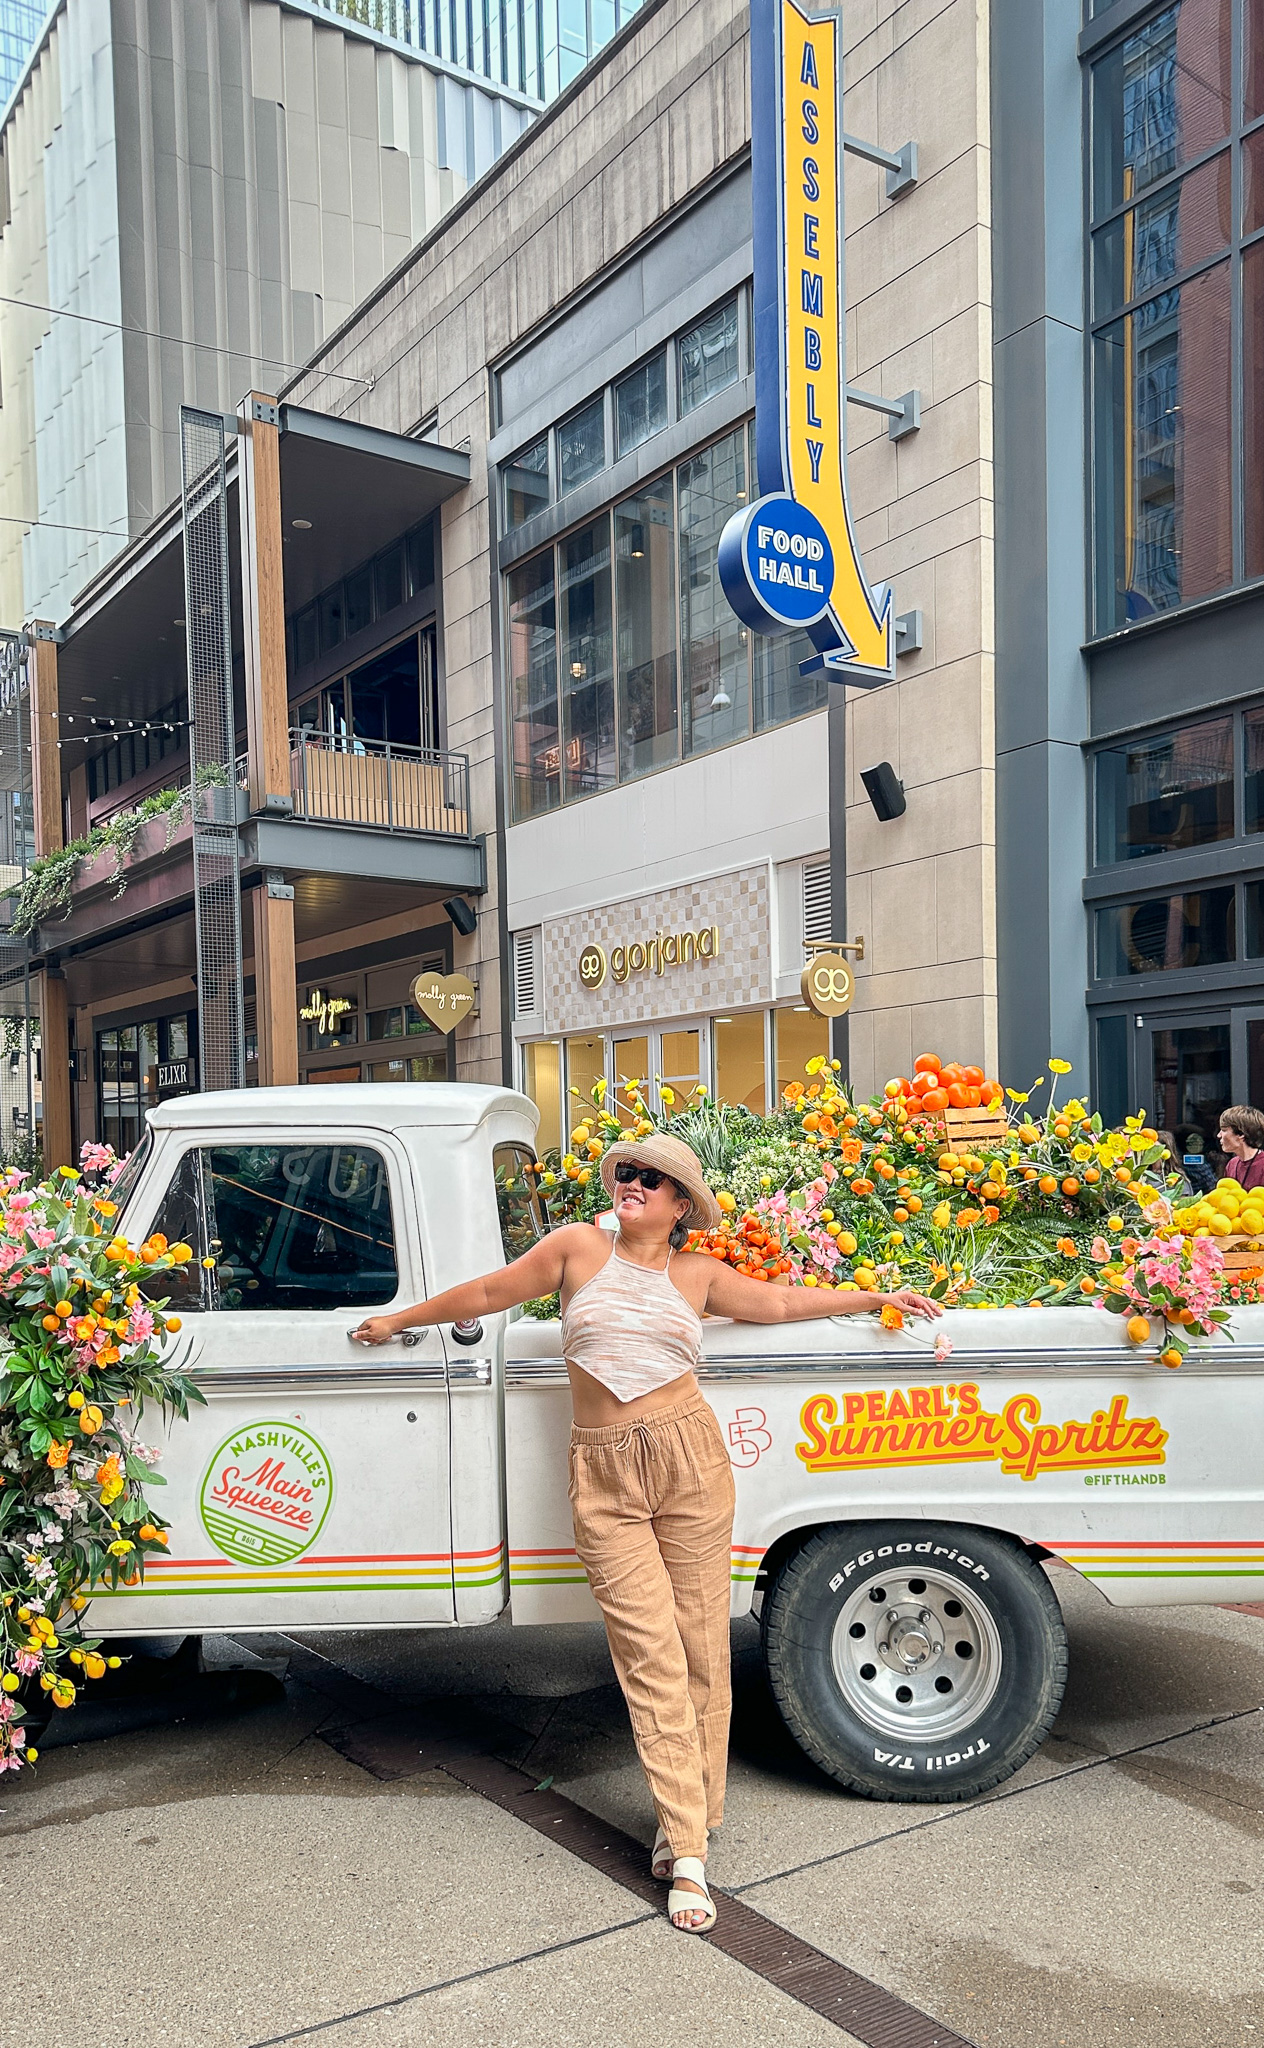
[718, 0, 893, 681]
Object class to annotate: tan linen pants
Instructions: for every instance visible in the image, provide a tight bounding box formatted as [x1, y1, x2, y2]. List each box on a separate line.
[568, 1390, 736, 1862]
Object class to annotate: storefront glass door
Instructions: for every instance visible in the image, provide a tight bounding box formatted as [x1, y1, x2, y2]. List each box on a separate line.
[1142, 1013, 1232, 1160]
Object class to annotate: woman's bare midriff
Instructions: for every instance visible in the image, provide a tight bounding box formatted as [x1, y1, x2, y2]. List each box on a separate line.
[566, 1361, 702, 1428]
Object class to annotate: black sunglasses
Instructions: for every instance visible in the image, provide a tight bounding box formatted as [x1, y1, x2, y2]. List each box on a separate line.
[613, 1161, 680, 1193]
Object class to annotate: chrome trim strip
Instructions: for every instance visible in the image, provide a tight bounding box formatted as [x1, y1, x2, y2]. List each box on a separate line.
[449, 1358, 493, 1385]
[193, 1365, 448, 1392]
[505, 1348, 1264, 1386]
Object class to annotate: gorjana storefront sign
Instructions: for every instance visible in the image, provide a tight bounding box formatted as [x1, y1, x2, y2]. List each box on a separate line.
[579, 926, 721, 991]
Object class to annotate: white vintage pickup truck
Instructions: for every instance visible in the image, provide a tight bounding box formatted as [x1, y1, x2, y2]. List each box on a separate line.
[90, 1082, 1264, 1802]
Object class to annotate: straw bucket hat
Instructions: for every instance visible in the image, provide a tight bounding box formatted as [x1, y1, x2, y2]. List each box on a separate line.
[599, 1132, 722, 1232]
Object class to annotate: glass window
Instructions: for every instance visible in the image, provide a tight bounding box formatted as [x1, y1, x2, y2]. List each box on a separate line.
[319, 584, 345, 652]
[508, 551, 560, 821]
[1095, 716, 1233, 861]
[678, 429, 750, 754]
[1092, 4, 1231, 216]
[1094, 1013, 1129, 1127]
[367, 1055, 447, 1082]
[615, 476, 678, 777]
[347, 636, 422, 748]
[344, 566, 373, 639]
[504, 436, 551, 528]
[1249, 1, 1264, 123]
[300, 986, 359, 1052]
[1093, 261, 1233, 629]
[374, 544, 405, 617]
[678, 297, 739, 414]
[615, 352, 668, 457]
[565, 1035, 606, 1112]
[205, 1144, 398, 1310]
[1092, 151, 1230, 318]
[367, 1003, 435, 1041]
[141, 1149, 213, 1311]
[713, 1013, 766, 1113]
[1245, 708, 1264, 831]
[558, 398, 605, 494]
[1150, 1022, 1231, 1139]
[1095, 886, 1236, 976]
[293, 605, 318, 669]
[659, 1030, 700, 1093]
[559, 519, 615, 801]
[774, 1007, 829, 1100]
[406, 521, 434, 595]
[494, 1142, 548, 1262]
[522, 1039, 562, 1154]
[1243, 241, 1264, 578]
[1245, 880, 1264, 954]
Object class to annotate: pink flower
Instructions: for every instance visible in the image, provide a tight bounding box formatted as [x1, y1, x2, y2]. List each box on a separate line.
[13, 1651, 40, 1676]
[934, 1332, 954, 1361]
[79, 1141, 114, 1172]
[127, 1305, 155, 1343]
[1091, 1237, 1110, 1263]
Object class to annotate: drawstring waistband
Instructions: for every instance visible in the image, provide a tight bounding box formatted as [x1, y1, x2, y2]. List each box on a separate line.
[571, 1389, 710, 1448]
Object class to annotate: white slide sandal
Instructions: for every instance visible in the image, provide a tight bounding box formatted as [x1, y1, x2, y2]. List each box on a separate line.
[651, 1826, 673, 1881]
[667, 1856, 717, 1933]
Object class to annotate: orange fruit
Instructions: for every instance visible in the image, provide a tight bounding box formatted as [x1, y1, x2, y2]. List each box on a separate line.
[1126, 1315, 1151, 1344]
[1038, 1175, 1058, 1195]
[1084, 1168, 1100, 1184]
[1160, 1347, 1182, 1369]
[1079, 1277, 1096, 1294]
[1061, 1177, 1080, 1198]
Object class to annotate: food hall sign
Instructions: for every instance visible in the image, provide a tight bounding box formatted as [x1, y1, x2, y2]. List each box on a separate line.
[718, 0, 893, 681]
[579, 926, 721, 992]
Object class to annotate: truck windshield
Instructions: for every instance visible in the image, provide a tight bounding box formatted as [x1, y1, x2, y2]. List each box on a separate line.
[107, 1126, 154, 1223]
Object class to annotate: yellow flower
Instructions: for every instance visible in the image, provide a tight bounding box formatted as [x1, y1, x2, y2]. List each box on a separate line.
[932, 1201, 951, 1228]
[805, 1055, 825, 1075]
[1049, 1058, 1072, 1075]
[1107, 1215, 1124, 1232]
[1064, 1100, 1087, 1121]
[107, 1539, 134, 1558]
[201, 1256, 216, 1268]
[660, 1086, 675, 1105]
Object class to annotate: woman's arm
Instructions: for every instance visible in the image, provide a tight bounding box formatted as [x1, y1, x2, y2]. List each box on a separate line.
[700, 1261, 942, 1324]
[351, 1225, 584, 1343]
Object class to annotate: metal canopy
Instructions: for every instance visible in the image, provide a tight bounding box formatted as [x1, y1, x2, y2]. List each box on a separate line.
[53, 411, 471, 786]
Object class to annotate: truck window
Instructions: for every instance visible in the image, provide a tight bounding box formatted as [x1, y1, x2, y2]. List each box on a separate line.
[138, 1148, 213, 1312]
[204, 1144, 398, 1310]
[494, 1143, 549, 1263]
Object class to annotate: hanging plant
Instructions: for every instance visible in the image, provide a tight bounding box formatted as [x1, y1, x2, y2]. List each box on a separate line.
[9, 767, 230, 937]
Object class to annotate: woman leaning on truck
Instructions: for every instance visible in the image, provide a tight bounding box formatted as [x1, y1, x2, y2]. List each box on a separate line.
[353, 1132, 941, 1934]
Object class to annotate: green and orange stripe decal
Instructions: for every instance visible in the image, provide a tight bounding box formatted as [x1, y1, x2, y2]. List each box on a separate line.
[508, 1544, 766, 1588]
[88, 1541, 507, 1601]
[1051, 1539, 1264, 1583]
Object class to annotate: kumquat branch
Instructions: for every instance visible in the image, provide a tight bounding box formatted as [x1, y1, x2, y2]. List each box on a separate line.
[0, 1145, 205, 1771]
[502, 1052, 1263, 1355]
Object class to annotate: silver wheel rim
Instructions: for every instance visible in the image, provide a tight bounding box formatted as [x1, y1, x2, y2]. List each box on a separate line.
[830, 1562, 1002, 1742]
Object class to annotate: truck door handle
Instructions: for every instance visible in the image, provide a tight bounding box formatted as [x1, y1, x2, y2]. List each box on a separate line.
[346, 1329, 425, 1347]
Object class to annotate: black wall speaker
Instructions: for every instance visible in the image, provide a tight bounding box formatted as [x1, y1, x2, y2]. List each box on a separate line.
[860, 761, 906, 821]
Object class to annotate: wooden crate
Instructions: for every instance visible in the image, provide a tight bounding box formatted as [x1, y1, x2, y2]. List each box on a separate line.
[943, 1105, 1010, 1148]
[1218, 1244, 1264, 1272]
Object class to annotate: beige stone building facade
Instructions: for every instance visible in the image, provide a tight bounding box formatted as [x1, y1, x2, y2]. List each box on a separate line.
[279, 0, 999, 1116]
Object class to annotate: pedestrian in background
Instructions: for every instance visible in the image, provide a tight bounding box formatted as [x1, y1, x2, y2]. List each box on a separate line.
[1174, 1124, 1216, 1194]
[1218, 1106, 1264, 1193]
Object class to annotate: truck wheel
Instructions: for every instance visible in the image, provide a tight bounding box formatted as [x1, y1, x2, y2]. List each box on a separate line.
[762, 1520, 1067, 1802]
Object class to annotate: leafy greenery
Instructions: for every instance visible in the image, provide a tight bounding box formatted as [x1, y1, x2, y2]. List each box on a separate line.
[10, 767, 229, 936]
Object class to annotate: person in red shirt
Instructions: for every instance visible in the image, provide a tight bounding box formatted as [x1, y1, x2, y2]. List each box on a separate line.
[1218, 1105, 1264, 1192]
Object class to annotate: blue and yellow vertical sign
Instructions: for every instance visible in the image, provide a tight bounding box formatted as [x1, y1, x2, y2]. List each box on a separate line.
[718, 0, 893, 681]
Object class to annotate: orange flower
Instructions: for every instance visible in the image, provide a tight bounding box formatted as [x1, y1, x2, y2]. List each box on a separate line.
[982, 1205, 1000, 1225]
[1056, 1237, 1076, 1257]
[956, 1208, 981, 1227]
[45, 1439, 70, 1469]
[783, 1082, 805, 1102]
[840, 1138, 863, 1165]
[879, 1304, 905, 1330]
[817, 1116, 838, 1139]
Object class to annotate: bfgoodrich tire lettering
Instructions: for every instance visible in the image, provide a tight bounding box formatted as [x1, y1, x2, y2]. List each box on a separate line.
[762, 1521, 1067, 1802]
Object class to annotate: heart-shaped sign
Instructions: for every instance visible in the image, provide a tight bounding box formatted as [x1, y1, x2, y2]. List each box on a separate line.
[412, 971, 476, 1034]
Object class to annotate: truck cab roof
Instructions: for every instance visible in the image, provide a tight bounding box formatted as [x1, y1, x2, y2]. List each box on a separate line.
[145, 1082, 537, 1133]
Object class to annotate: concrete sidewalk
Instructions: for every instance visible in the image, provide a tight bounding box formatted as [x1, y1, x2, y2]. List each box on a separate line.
[0, 1570, 1260, 2048]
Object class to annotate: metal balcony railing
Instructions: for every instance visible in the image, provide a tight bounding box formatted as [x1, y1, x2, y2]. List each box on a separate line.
[287, 731, 471, 836]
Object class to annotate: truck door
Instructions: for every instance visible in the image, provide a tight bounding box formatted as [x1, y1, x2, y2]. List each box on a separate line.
[90, 1130, 455, 1633]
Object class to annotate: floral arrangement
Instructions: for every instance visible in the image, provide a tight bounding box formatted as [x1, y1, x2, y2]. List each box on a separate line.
[0, 1145, 204, 1771]
[1094, 1232, 1236, 1367]
[507, 1050, 1260, 1350]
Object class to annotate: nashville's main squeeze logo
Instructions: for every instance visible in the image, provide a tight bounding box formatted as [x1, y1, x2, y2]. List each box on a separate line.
[795, 1384, 1168, 1483]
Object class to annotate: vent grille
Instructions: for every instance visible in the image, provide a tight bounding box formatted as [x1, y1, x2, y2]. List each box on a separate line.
[802, 861, 832, 945]
[513, 929, 539, 1018]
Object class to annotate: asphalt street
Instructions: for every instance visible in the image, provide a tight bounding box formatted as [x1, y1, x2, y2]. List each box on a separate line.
[0, 1566, 1260, 2048]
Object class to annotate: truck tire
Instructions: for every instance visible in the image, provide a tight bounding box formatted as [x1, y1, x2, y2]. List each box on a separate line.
[762, 1520, 1067, 1802]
